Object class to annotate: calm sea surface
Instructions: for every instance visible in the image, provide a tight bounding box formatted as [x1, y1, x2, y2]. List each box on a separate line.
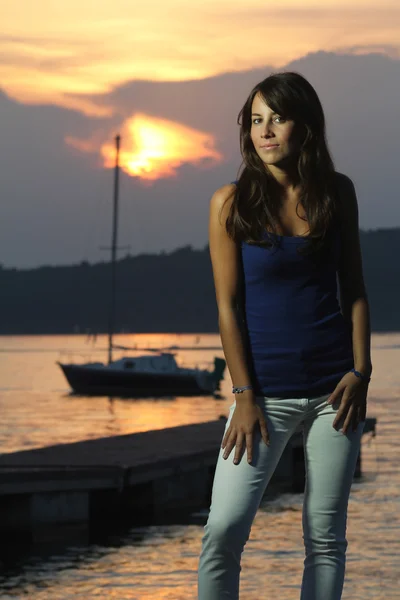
[0, 332, 399, 599]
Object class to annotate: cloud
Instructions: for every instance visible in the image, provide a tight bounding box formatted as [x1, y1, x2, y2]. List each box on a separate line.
[1, 51, 400, 268]
[1, 1, 400, 115]
[335, 44, 400, 59]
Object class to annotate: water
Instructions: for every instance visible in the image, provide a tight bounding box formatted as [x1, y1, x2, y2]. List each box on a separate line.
[0, 332, 399, 598]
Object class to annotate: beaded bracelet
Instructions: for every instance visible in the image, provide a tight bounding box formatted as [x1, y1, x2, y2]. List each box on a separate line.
[351, 368, 371, 383]
[232, 384, 253, 394]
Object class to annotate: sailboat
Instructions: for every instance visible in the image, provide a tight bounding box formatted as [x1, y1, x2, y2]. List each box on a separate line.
[57, 135, 226, 397]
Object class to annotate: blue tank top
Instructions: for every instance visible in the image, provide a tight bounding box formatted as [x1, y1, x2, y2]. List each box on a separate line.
[231, 180, 354, 398]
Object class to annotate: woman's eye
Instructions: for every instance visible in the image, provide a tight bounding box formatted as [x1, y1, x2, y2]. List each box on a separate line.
[252, 116, 285, 124]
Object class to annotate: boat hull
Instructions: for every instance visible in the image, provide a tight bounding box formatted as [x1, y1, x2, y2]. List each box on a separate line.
[58, 362, 220, 397]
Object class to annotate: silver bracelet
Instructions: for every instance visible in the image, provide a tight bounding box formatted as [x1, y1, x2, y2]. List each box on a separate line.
[232, 384, 253, 394]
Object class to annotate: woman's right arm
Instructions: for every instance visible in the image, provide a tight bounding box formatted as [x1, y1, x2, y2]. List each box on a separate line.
[209, 184, 270, 464]
[208, 183, 253, 399]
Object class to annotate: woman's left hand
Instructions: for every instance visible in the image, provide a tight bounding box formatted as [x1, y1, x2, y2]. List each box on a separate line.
[326, 370, 369, 434]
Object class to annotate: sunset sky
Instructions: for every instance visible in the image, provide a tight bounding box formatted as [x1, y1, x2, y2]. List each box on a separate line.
[1, 0, 400, 266]
[3, 1, 400, 109]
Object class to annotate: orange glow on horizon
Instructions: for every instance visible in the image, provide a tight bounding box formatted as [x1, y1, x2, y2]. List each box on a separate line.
[65, 113, 224, 181]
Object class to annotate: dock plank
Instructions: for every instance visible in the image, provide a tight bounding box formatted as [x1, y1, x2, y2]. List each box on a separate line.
[0, 420, 227, 469]
[0, 418, 376, 544]
[0, 417, 376, 495]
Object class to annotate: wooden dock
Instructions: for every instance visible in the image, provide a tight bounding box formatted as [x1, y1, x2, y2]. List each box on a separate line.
[0, 417, 376, 549]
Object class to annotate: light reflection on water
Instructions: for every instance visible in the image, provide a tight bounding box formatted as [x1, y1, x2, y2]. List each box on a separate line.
[0, 333, 399, 598]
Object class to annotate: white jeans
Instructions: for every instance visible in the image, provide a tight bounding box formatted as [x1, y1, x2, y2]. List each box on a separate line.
[197, 392, 365, 599]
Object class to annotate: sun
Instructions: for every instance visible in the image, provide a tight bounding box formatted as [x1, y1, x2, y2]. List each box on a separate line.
[66, 113, 224, 182]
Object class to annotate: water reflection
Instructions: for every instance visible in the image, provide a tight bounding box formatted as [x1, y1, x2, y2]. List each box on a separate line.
[0, 441, 396, 600]
[0, 333, 399, 597]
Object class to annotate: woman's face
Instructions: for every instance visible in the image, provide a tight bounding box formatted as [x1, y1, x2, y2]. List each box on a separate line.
[250, 92, 303, 167]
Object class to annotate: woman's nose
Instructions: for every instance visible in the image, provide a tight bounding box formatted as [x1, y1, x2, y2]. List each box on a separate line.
[261, 121, 274, 137]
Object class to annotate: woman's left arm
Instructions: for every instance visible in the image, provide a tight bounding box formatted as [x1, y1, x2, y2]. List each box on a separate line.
[327, 173, 373, 432]
[337, 174, 372, 378]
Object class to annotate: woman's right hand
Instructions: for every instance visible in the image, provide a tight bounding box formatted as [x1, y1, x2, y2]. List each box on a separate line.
[221, 393, 270, 465]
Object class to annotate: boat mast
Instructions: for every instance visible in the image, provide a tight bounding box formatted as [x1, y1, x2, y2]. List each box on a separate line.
[108, 134, 121, 365]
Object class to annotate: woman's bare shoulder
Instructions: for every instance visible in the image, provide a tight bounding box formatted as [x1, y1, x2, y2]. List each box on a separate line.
[212, 182, 237, 200]
[210, 182, 237, 216]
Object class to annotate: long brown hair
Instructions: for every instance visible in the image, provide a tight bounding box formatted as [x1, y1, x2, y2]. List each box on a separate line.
[225, 71, 341, 257]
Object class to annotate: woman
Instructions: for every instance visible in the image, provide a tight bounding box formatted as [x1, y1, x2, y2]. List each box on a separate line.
[197, 71, 372, 599]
